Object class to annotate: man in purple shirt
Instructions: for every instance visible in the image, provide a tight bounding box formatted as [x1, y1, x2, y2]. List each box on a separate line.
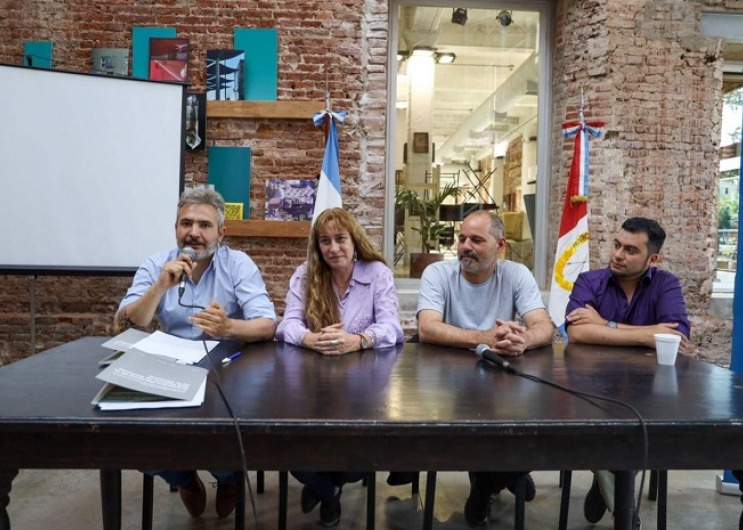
[565, 217, 690, 524]
[565, 217, 689, 347]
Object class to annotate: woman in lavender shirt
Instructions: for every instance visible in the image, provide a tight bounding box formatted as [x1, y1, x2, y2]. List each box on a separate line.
[275, 207, 403, 526]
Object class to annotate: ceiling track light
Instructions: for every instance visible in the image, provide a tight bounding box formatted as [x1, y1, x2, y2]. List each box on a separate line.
[451, 8, 468, 26]
[496, 10, 513, 27]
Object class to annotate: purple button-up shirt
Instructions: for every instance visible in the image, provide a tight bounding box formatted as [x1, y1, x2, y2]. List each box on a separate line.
[276, 260, 404, 348]
[565, 266, 690, 338]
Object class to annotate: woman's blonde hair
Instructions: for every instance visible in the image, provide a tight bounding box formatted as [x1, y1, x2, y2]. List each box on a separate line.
[304, 208, 386, 331]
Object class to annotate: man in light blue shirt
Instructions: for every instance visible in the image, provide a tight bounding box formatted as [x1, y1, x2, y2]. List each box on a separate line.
[115, 187, 276, 520]
[117, 187, 276, 342]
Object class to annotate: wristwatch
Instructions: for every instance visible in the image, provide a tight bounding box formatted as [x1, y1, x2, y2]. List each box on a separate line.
[606, 320, 618, 328]
[358, 334, 370, 350]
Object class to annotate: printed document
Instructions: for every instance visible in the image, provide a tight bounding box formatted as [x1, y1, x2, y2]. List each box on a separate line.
[129, 330, 218, 364]
[92, 348, 208, 410]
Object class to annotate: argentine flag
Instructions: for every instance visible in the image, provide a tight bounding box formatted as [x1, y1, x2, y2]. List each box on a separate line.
[312, 110, 346, 222]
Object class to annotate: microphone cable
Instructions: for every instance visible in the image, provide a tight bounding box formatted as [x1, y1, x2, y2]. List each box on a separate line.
[475, 345, 646, 530]
[178, 292, 261, 529]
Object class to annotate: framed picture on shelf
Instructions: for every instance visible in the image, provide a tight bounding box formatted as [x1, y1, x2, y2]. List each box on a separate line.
[149, 37, 189, 82]
[90, 48, 128, 76]
[265, 179, 317, 221]
[206, 50, 245, 101]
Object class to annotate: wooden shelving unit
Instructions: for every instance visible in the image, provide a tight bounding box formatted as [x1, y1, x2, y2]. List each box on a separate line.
[208, 101, 322, 238]
[225, 220, 311, 238]
[207, 100, 324, 119]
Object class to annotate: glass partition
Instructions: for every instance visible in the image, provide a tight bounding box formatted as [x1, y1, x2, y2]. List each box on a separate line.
[390, 4, 543, 279]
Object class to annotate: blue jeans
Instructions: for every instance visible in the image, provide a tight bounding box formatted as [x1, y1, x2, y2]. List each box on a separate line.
[291, 471, 365, 502]
[143, 469, 235, 487]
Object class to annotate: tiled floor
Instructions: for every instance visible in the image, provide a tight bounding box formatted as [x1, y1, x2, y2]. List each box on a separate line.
[5, 468, 742, 529]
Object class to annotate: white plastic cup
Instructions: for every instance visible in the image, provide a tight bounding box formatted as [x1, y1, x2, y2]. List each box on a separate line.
[654, 333, 681, 365]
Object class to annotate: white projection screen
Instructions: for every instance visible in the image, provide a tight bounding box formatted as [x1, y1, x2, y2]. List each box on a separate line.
[0, 63, 185, 275]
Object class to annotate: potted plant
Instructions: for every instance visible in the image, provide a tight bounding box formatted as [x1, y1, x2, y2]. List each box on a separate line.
[395, 182, 462, 277]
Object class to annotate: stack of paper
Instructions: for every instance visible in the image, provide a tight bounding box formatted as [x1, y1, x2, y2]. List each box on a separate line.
[100, 330, 218, 365]
[99, 328, 152, 365]
[93, 348, 208, 411]
[93, 329, 218, 410]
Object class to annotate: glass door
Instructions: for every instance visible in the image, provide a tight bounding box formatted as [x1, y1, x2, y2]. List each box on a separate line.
[388, 2, 545, 281]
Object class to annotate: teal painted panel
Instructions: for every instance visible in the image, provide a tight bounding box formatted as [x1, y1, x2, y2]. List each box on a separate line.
[233, 29, 278, 101]
[132, 27, 176, 79]
[23, 41, 52, 68]
[208, 147, 252, 219]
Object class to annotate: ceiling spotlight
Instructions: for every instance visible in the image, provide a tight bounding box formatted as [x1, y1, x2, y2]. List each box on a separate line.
[435, 53, 456, 65]
[496, 10, 513, 27]
[451, 8, 468, 26]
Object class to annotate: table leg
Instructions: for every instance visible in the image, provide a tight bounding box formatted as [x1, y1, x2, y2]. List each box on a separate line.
[99, 469, 122, 530]
[423, 472, 437, 530]
[0, 469, 19, 530]
[614, 470, 634, 530]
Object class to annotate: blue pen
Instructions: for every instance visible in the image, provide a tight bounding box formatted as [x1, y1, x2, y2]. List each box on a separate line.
[222, 351, 242, 364]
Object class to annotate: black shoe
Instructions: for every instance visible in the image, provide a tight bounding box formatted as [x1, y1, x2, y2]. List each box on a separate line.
[319, 491, 341, 527]
[584, 477, 607, 524]
[464, 479, 492, 529]
[506, 473, 536, 502]
[300, 485, 320, 514]
[387, 472, 418, 486]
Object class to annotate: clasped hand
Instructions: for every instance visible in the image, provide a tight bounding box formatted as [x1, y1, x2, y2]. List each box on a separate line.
[488, 319, 527, 356]
[304, 323, 356, 355]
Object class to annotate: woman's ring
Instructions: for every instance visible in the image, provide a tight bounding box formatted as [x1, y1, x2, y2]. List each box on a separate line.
[330, 340, 339, 349]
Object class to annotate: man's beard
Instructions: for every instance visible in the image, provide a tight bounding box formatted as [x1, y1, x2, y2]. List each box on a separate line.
[459, 250, 495, 274]
[610, 257, 650, 279]
[181, 239, 218, 261]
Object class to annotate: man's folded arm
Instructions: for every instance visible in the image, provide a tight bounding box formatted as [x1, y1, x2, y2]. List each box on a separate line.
[417, 309, 493, 350]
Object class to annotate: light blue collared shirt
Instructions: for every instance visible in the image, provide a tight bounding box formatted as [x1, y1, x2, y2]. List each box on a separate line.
[119, 245, 276, 340]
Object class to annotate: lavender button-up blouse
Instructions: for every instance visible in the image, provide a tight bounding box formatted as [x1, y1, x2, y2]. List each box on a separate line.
[275, 260, 404, 348]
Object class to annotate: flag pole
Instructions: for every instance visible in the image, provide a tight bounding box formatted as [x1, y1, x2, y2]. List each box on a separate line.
[323, 71, 331, 144]
[573, 87, 588, 205]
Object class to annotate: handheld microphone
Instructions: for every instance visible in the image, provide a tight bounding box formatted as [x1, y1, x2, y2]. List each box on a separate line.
[177, 246, 196, 298]
[475, 344, 515, 373]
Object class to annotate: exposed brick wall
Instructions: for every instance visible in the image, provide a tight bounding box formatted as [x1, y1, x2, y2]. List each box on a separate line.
[0, 0, 389, 364]
[551, 0, 736, 365]
[1, 0, 738, 367]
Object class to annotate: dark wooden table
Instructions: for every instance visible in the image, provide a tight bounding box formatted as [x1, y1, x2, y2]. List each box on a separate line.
[1, 337, 743, 530]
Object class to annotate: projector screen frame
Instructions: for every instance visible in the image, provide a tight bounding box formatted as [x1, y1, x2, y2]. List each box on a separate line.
[0, 63, 187, 276]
